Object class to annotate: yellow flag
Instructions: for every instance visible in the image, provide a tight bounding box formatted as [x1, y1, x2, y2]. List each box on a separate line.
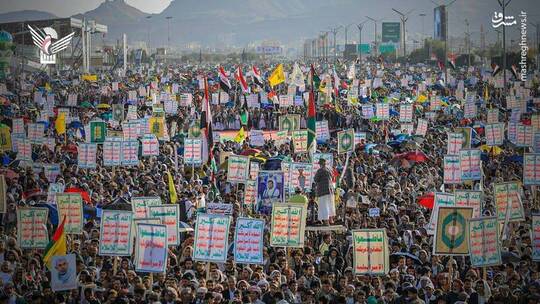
[234, 126, 246, 143]
[45, 82, 52, 92]
[55, 113, 66, 135]
[268, 64, 285, 87]
[0, 125, 11, 151]
[167, 171, 177, 204]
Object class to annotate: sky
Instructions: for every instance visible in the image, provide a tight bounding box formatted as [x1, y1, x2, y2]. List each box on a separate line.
[0, 0, 173, 16]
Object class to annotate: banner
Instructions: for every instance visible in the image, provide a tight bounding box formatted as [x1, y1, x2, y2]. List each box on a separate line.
[487, 109, 499, 124]
[447, 133, 463, 155]
[469, 217, 501, 267]
[17, 208, 49, 248]
[257, 171, 284, 214]
[227, 155, 250, 183]
[464, 102, 477, 118]
[459, 149, 481, 180]
[78, 143, 97, 169]
[485, 123, 504, 146]
[292, 130, 308, 153]
[244, 180, 258, 207]
[428, 192, 456, 233]
[270, 203, 307, 247]
[99, 210, 133, 256]
[148, 205, 180, 246]
[274, 130, 288, 146]
[362, 105, 374, 118]
[337, 129, 355, 154]
[376, 103, 390, 120]
[141, 134, 159, 156]
[122, 121, 139, 140]
[443, 155, 461, 184]
[533, 215, 540, 261]
[516, 124, 533, 147]
[0, 125, 12, 151]
[455, 190, 482, 218]
[250, 130, 265, 147]
[289, 163, 314, 193]
[50, 254, 77, 292]
[315, 121, 330, 142]
[121, 141, 139, 166]
[416, 119, 428, 136]
[494, 182, 525, 222]
[352, 229, 389, 275]
[16, 138, 31, 160]
[399, 104, 413, 122]
[89, 121, 106, 143]
[279, 114, 300, 135]
[134, 224, 168, 273]
[249, 161, 260, 180]
[234, 218, 264, 264]
[27, 123, 44, 144]
[56, 193, 83, 234]
[193, 214, 231, 262]
[131, 197, 162, 219]
[184, 138, 203, 166]
[524, 153, 540, 185]
[149, 117, 165, 139]
[103, 140, 122, 166]
[433, 207, 474, 255]
[207, 203, 233, 215]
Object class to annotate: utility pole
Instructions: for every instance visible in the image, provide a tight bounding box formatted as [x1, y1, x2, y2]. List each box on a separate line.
[498, 0, 512, 95]
[419, 13, 426, 38]
[166, 16, 173, 49]
[344, 23, 354, 46]
[392, 8, 414, 57]
[357, 20, 368, 66]
[465, 19, 470, 73]
[123, 33, 127, 76]
[329, 26, 342, 63]
[366, 16, 380, 57]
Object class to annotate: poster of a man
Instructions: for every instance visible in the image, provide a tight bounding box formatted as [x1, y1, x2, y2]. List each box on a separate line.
[257, 171, 284, 214]
[51, 254, 77, 292]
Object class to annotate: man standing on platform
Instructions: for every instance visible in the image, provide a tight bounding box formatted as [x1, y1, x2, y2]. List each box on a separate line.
[314, 158, 335, 225]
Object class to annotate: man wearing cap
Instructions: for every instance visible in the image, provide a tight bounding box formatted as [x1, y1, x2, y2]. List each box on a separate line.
[314, 158, 335, 225]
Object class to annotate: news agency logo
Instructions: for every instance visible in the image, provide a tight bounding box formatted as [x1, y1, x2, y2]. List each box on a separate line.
[28, 25, 75, 64]
[491, 11, 528, 82]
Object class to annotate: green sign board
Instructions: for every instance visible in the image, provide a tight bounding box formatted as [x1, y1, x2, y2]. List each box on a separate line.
[357, 44, 371, 54]
[379, 44, 396, 54]
[382, 22, 400, 43]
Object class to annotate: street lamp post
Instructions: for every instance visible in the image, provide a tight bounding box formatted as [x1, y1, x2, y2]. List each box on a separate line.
[366, 16, 380, 57]
[329, 26, 343, 62]
[392, 8, 414, 57]
[146, 16, 152, 51]
[166, 16, 173, 49]
[419, 13, 426, 38]
[465, 19, 471, 73]
[344, 23, 354, 46]
[357, 21, 368, 64]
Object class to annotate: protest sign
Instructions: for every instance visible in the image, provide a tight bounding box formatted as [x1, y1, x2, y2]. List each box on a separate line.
[508, 122, 517, 144]
[148, 205, 180, 246]
[313, 153, 333, 172]
[399, 104, 413, 122]
[416, 119, 428, 136]
[244, 180, 258, 207]
[352, 229, 389, 275]
[78, 143, 97, 169]
[464, 102, 477, 118]
[27, 123, 44, 144]
[455, 190, 482, 218]
[494, 182, 525, 222]
[227, 155, 250, 183]
[533, 215, 540, 261]
[257, 171, 284, 214]
[274, 130, 288, 146]
[459, 149, 481, 181]
[279, 114, 300, 134]
[184, 138, 203, 166]
[121, 141, 139, 166]
[315, 121, 330, 142]
[485, 123, 504, 146]
[134, 224, 168, 273]
[376, 103, 390, 120]
[443, 155, 461, 184]
[337, 129, 355, 154]
[103, 140, 122, 166]
[249, 161, 260, 180]
[516, 124, 533, 147]
[233, 218, 265, 264]
[16, 138, 32, 160]
[207, 203, 234, 215]
[469, 217, 501, 267]
[122, 121, 139, 140]
[362, 105, 374, 118]
[433, 207, 474, 255]
[292, 130, 308, 153]
[99, 210, 133, 256]
[534, 132, 540, 153]
[354, 132, 367, 146]
[250, 130, 265, 147]
[149, 117, 165, 139]
[141, 134, 159, 156]
[289, 163, 314, 193]
[179, 93, 193, 106]
[56, 193, 83, 234]
[270, 203, 307, 247]
[524, 153, 540, 185]
[112, 104, 124, 121]
[193, 214, 231, 263]
[487, 109, 499, 124]
[17, 208, 49, 248]
[89, 121, 106, 143]
[369, 208, 380, 217]
[132, 197, 162, 219]
[51, 254, 77, 292]
[428, 192, 456, 233]
[447, 133, 463, 155]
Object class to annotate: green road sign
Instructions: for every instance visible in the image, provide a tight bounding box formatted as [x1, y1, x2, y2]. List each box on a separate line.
[382, 22, 400, 43]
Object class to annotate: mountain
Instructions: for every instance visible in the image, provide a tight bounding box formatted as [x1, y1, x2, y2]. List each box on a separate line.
[0, 10, 57, 23]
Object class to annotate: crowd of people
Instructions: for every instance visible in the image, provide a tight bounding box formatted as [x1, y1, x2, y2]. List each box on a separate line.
[0, 57, 539, 304]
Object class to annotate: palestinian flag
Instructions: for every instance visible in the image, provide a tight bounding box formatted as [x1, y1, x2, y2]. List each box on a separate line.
[252, 65, 263, 87]
[447, 55, 456, 70]
[510, 64, 519, 79]
[307, 65, 317, 158]
[43, 216, 67, 269]
[218, 66, 231, 93]
[200, 77, 214, 165]
[491, 63, 501, 77]
[235, 66, 249, 93]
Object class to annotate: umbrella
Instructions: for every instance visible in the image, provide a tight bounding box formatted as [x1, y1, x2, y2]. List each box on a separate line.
[402, 140, 420, 150]
[80, 101, 94, 108]
[97, 103, 111, 109]
[240, 148, 261, 156]
[417, 193, 435, 209]
[179, 221, 194, 232]
[390, 252, 422, 264]
[403, 151, 429, 162]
